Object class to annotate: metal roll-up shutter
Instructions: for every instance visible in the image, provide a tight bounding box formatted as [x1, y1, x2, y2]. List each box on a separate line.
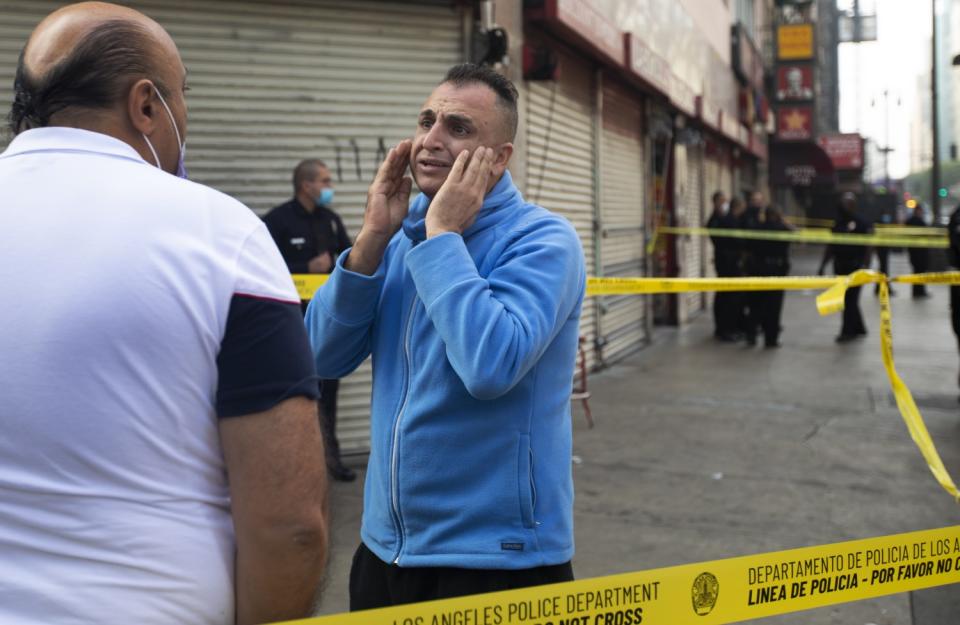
[677, 140, 705, 323]
[0, 0, 463, 455]
[597, 78, 646, 365]
[526, 51, 597, 369]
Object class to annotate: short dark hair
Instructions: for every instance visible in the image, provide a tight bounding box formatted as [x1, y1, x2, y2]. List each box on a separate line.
[293, 159, 328, 193]
[711, 190, 724, 203]
[442, 63, 519, 142]
[8, 20, 168, 136]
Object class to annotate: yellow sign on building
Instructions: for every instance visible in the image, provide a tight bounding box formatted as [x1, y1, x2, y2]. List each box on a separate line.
[778, 23, 814, 60]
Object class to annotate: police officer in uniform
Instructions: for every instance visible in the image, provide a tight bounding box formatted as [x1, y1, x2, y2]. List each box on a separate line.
[818, 192, 872, 343]
[755, 207, 791, 348]
[706, 191, 741, 341]
[905, 204, 930, 298]
[740, 191, 767, 346]
[264, 159, 355, 481]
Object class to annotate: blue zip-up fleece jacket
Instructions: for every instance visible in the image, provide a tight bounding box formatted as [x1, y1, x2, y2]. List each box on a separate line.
[305, 171, 585, 569]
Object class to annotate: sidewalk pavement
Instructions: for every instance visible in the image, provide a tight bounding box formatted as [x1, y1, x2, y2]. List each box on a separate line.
[314, 249, 960, 624]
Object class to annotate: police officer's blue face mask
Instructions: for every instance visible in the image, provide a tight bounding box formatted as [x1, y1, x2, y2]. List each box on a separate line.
[141, 85, 187, 179]
[315, 187, 335, 208]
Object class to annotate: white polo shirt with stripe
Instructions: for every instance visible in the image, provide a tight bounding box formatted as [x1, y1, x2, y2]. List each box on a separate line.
[0, 127, 317, 624]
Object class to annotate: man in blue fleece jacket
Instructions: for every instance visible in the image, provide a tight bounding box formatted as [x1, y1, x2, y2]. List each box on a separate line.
[306, 64, 586, 609]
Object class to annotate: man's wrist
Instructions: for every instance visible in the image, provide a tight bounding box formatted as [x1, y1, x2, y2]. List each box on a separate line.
[425, 226, 460, 239]
[345, 229, 390, 275]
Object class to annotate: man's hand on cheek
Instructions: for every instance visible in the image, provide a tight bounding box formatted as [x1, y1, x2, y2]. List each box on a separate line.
[425, 146, 494, 239]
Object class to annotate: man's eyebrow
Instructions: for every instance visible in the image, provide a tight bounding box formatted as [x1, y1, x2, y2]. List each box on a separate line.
[418, 108, 436, 119]
[442, 113, 475, 128]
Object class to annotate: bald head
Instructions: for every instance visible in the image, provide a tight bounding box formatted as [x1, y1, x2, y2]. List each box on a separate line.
[9, 2, 184, 135]
[25, 3, 174, 77]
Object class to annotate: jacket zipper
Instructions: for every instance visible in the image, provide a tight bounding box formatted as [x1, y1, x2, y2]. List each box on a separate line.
[390, 296, 417, 564]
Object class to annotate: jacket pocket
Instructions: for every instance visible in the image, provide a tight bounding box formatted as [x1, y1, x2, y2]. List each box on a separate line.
[517, 434, 536, 529]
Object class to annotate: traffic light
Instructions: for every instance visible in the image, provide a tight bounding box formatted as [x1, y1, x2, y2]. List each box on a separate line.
[906, 199, 918, 209]
[939, 187, 949, 198]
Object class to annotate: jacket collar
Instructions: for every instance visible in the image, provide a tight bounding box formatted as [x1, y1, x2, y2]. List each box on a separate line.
[402, 170, 522, 243]
[1, 127, 148, 165]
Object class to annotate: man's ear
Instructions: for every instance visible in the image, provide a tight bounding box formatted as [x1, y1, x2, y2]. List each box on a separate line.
[127, 79, 159, 136]
[492, 142, 513, 177]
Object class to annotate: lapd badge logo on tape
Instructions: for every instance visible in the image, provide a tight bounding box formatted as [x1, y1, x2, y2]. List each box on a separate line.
[692, 572, 719, 616]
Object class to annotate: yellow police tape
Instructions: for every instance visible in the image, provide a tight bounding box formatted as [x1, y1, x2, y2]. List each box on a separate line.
[784, 215, 835, 227]
[874, 225, 947, 237]
[658, 226, 948, 248]
[589, 270, 960, 503]
[278, 525, 960, 624]
[296, 270, 960, 504]
[291, 271, 960, 623]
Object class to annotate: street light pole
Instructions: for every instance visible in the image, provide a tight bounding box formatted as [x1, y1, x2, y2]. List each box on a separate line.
[933, 0, 942, 222]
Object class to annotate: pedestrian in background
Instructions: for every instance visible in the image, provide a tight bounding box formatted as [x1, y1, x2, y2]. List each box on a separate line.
[905, 204, 930, 298]
[0, 4, 328, 624]
[756, 207, 792, 348]
[726, 196, 748, 339]
[873, 212, 896, 297]
[819, 192, 872, 343]
[706, 190, 741, 341]
[264, 159, 356, 482]
[739, 191, 767, 346]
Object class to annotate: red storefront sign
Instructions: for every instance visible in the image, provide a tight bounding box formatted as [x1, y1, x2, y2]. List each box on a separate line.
[817, 133, 864, 170]
[776, 106, 813, 141]
[775, 65, 814, 101]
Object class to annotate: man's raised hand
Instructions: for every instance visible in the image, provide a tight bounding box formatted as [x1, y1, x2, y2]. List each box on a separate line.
[346, 140, 413, 275]
[364, 140, 413, 239]
[425, 146, 494, 239]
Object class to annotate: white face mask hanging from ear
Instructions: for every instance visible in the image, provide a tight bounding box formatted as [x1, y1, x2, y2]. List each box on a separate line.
[141, 84, 187, 179]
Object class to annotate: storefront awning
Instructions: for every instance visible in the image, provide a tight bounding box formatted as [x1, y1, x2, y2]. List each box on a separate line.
[770, 141, 837, 187]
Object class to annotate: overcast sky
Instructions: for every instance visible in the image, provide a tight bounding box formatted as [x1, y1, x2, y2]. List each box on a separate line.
[838, 0, 930, 179]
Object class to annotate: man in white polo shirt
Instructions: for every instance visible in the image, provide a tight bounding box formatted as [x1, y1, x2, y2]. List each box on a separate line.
[0, 3, 328, 624]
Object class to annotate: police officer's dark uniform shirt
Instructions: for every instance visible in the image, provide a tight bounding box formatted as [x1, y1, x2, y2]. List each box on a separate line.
[757, 219, 790, 277]
[738, 206, 764, 274]
[831, 214, 871, 274]
[263, 199, 351, 274]
[906, 214, 930, 271]
[706, 211, 739, 277]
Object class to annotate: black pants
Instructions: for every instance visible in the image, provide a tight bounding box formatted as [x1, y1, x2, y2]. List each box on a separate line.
[742, 291, 763, 340]
[836, 261, 867, 337]
[759, 260, 788, 345]
[319, 378, 342, 464]
[760, 290, 785, 345]
[714, 287, 742, 338]
[349, 543, 574, 611]
[909, 251, 930, 297]
[841, 286, 867, 337]
[874, 248, 892, 295]
[713, 257, 740, 337]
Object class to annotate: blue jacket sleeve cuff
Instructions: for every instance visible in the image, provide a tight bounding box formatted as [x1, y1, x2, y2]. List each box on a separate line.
[312, 247, 385, 326]
[405, 233, 478, 307]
